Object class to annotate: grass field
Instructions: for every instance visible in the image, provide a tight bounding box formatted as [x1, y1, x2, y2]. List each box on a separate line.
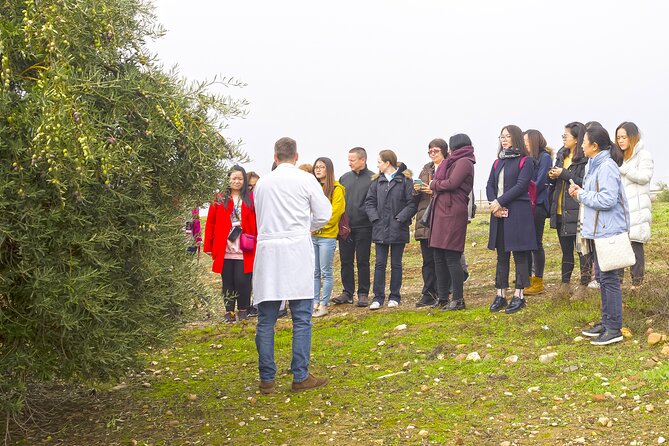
[6, 204, 669, 446]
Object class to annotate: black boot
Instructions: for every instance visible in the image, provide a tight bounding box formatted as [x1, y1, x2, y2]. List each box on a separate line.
[431, 298, 449, 309]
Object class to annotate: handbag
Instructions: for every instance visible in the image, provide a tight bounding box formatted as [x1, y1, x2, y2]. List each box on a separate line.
[420, 198, 433, 228]
[240, 233, 256, 252]
[592, 179, 635, 272]
[337, 212, 351, 241]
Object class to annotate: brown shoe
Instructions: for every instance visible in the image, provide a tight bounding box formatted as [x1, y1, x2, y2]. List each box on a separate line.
[357, 294, 369, 307]
[291, 374, 329, 392]
[259, 380, 276, 395]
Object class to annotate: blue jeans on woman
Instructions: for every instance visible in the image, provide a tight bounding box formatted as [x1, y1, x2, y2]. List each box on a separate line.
[313, 236, 337, 307]
[256, 299, 313, 383]
[593, 246, 623, 331]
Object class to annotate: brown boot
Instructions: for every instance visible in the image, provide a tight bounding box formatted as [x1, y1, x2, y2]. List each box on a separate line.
[259, 380, 276, 395]
[291, 374, 329, 392]
[357, 293, 369, 307]
[524, 277, 545, 295]
[570, 285, 589, 301]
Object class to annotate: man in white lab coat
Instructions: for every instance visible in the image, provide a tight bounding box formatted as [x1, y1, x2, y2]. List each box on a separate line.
[253, 137, 332, 394]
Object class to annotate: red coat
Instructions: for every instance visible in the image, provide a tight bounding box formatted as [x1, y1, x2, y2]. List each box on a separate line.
[203, 196, 257, 274]
[428, 146, 476, 252]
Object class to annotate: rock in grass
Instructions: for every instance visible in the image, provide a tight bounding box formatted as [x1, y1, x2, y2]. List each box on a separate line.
[597, 416, 611, 427]
[394, 324, 407, 331]
[418, 429, 429, 437]
[621, 327, 633, 338]
[661, 346, 669, 358]
[466, 352, 481, 361]
[658, 436, 666, 444]
[648, 332, 664, 345]
[504, 355, 518, 364]
[454, 353, 467, 362]
[539, 352, 557, 364]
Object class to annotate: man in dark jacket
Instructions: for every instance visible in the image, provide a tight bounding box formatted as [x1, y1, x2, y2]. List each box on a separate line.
[332, 147, 374, 307]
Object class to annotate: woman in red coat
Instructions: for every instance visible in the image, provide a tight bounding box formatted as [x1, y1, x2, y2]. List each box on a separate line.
[203, 165, 258, 322]
[428, 134, 476, 311]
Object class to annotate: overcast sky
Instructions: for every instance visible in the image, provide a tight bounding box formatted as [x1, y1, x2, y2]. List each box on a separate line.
[151, 0, 669, 197]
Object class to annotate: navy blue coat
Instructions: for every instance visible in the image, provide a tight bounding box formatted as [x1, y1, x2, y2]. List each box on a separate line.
[486, 156, 538, 252]
[365, 163, 418, 244]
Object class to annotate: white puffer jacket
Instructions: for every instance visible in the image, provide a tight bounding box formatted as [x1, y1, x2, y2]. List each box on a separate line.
[619, 140, 653, 243]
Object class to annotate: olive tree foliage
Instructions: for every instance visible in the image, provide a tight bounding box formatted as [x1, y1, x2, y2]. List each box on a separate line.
[0, 0, 246, 413]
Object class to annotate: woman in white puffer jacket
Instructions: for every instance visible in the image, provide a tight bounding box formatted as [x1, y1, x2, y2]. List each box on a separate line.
[616, 122, 653, 286]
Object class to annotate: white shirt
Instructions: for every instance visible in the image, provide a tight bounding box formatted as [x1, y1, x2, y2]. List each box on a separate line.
[252, 163, 332, 303]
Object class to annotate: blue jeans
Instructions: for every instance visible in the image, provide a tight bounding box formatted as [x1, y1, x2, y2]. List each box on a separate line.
[255, 299, 313, 383]
[593, 246, 623, 331]
[312, 236, 337, 306]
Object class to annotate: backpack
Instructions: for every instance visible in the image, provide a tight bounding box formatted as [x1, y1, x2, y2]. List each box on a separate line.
[494, 156, 537, 214]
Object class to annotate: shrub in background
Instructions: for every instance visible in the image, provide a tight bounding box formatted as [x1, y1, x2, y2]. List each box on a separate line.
[0, 0, 246, 414]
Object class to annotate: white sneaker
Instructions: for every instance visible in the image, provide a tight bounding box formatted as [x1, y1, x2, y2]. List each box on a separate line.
[587, 280, 600, 289]
[313, 307, 328, 318]
[387, 300, 399, 308]
[313, 304, 320, 311]
[369, 301, 381, 310]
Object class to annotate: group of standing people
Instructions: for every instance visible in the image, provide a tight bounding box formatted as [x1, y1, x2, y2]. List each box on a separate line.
[202, 121, 653, 393]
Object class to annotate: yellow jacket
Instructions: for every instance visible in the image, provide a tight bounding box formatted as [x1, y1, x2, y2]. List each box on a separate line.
[313, 181, 346, 238]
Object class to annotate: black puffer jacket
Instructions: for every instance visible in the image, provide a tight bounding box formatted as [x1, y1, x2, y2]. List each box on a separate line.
[549, 146, 588, 236]
[365, 163, 418, 244]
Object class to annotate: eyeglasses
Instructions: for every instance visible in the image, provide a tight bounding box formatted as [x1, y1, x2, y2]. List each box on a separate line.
[313, 165, 326, 170]
[499, 135, 511, 140]
[427, 148, 441, 154]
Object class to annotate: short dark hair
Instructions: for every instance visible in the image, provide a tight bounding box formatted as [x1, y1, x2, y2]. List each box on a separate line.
[349, 147, 367, 161]
[275, 137, 297, 161]
[247, 171, 260, 181]
[585, 125, 623, 166]
[428, 138, 449, 158]
[448, 134, 472, 152]
[585, 121, 602, 129]
[378, 149, 398, 168]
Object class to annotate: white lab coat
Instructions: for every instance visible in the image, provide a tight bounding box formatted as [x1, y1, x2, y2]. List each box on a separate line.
[252, 163, 332, 303]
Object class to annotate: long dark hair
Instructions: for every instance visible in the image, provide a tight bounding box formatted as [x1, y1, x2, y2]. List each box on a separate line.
[498, 125, 525, 156]
[564, 122, 586, 161]
[312, 157, 335, 200]
[225, 165, 252, 208]
[585, 126, 624, 166]
[524, 129, 547, 160]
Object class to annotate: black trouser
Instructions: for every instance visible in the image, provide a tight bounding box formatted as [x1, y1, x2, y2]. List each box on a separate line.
[418, 239, 437, 298]
[372, 243, 405, 303]
[339, 227, 372, 297]
[556, 218, 592, 285]
[618, 241, 645, 285]
[222, 259, 252, 311]
[495, 222, 530, 289]
[433, 248, 464, 302]
[528, 206, 548, 278]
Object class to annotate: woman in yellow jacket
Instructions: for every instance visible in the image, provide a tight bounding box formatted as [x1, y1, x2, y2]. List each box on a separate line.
[312, 157, 346, 317]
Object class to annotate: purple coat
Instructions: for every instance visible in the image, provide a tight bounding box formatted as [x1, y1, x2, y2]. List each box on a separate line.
[428, 146, 476, 252]
[486, 155, 537, 252]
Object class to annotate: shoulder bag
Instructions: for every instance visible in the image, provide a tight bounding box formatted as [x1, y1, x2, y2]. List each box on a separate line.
[592, 179, 635, 272]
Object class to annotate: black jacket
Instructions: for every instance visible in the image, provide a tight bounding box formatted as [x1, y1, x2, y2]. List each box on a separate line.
[339, 167, 373, 229]
[364, 163, 418, 244]
[549, 147, 588, 236]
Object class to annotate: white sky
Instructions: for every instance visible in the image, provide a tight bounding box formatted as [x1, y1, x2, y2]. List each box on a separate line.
[151, 0, 669, 197]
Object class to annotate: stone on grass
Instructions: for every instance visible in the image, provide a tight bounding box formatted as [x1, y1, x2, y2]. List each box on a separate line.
[661, 345, 669, 357]
[648, 332, 663, 345]
[394, 324, 407, 331]
[621, 327, 633, 338]
[454, 353, 467, 362]
[539, 352, 557, 364]
[504, 355, 518, 364]
[573, 336, 584, 342]
[658, 436, 666, 444]
[597, 416, 612, 427]
[418, 429, 429, 437]
[466, 352, 481, 361]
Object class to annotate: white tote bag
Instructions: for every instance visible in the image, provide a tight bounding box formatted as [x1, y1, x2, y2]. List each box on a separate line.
[592, 179, 636, 272]
[594, 232, 636, 272]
